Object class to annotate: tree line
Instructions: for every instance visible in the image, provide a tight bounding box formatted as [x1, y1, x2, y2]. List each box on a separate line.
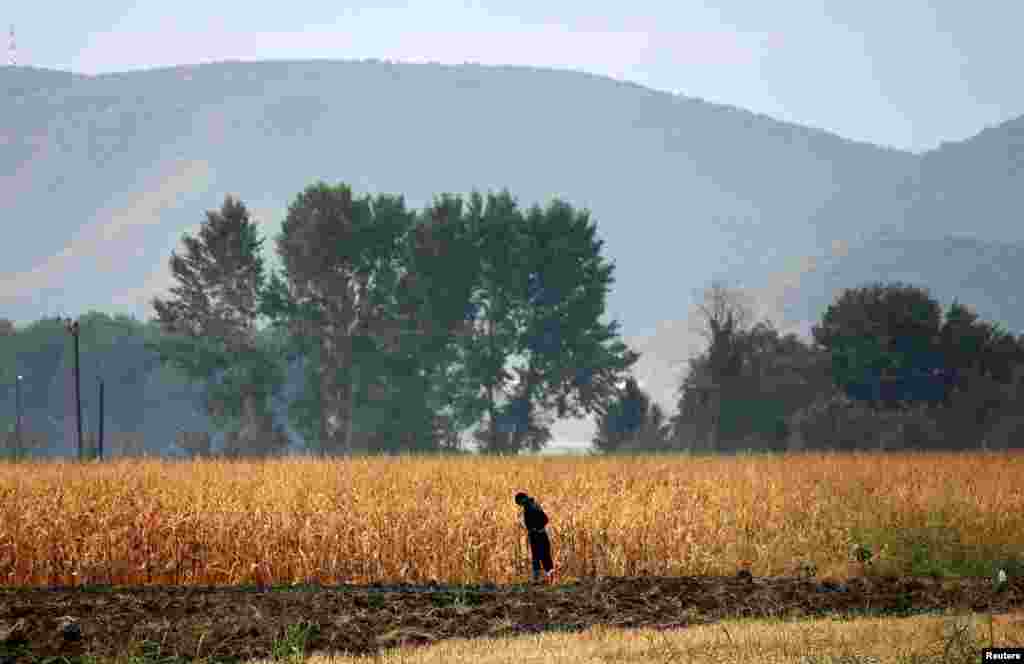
[144, 183, 636, 457]
[595, 281, 1024, 454]
[3, 182, 1023, 458]
[0, 312, 210, 457]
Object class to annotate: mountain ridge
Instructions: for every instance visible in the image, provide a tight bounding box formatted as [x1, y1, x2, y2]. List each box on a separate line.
[2, 59, 1023, 449]
[6, 60, 927, 154]
[35, 58, 1024, 156]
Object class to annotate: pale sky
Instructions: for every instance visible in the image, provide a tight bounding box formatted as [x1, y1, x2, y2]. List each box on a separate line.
[6, 0, 1023, 153]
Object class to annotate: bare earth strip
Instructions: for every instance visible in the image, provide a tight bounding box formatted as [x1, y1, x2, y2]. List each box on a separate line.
[1, 573, 1021, 661]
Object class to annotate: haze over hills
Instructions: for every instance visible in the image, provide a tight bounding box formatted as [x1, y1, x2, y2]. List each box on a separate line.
[2, 59, 1023, 451]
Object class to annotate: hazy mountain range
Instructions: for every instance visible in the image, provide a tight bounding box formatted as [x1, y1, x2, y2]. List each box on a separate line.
[2, 60, 1023, 449]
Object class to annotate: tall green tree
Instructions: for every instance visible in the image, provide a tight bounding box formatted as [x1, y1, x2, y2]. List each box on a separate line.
[517, 199, 639, 446]
[812, 281, 945, 410]
[148, 195, 287, 456]
[809, 282, 1024, 446]
[263, 182, 411, 455]
[348, 193, 482, 454]
[669, 281, 757, 451]
[265, 184, 636, 456]
[452, 193, 637, 454]
[939, 300, 1024, 387]
[671, 319, 833, 451]
[453, 190, 530, 454]
[932, 300, 1024, 436]
[472, 365, 555, 454]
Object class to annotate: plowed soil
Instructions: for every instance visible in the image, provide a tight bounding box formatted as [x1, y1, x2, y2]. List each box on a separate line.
[2, 573, 1022, 662]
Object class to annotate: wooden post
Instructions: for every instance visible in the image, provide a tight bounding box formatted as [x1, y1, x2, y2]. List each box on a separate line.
[97, 378, 104, 460]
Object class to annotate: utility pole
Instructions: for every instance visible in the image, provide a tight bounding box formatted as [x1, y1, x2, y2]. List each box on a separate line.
[97, 377, 104, 461]
[63, 318, 83, 461]
[14, 374, 22, 459]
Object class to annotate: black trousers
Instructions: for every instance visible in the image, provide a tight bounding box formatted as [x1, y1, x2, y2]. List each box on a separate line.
[528, 529, 553, 579]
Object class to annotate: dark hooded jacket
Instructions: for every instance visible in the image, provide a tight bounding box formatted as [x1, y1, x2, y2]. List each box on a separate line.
[520, 496, 549, 533]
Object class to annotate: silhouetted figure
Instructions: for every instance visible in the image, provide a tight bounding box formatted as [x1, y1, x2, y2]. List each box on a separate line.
[515, 492, 554, 583]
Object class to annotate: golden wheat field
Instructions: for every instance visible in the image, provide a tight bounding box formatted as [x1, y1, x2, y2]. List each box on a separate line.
[1, 450, 1022, 588]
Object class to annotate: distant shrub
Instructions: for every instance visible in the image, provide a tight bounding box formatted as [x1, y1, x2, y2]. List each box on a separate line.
[981, 414, 1024, 450]
[176, 430, 212, 458]
[1, 430, 47, 459]
[221, 427, 289, 458]
[787, 393, 946, 451]
[106, 431, 147, 457]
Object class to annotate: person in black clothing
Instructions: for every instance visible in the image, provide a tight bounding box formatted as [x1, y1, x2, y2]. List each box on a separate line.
[515, 492, 554, 582]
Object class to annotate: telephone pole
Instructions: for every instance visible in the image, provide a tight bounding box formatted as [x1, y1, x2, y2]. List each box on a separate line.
[14, 374, 22, 459]
[97, 377, 105, 461]
[63, 318, 83, 461]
